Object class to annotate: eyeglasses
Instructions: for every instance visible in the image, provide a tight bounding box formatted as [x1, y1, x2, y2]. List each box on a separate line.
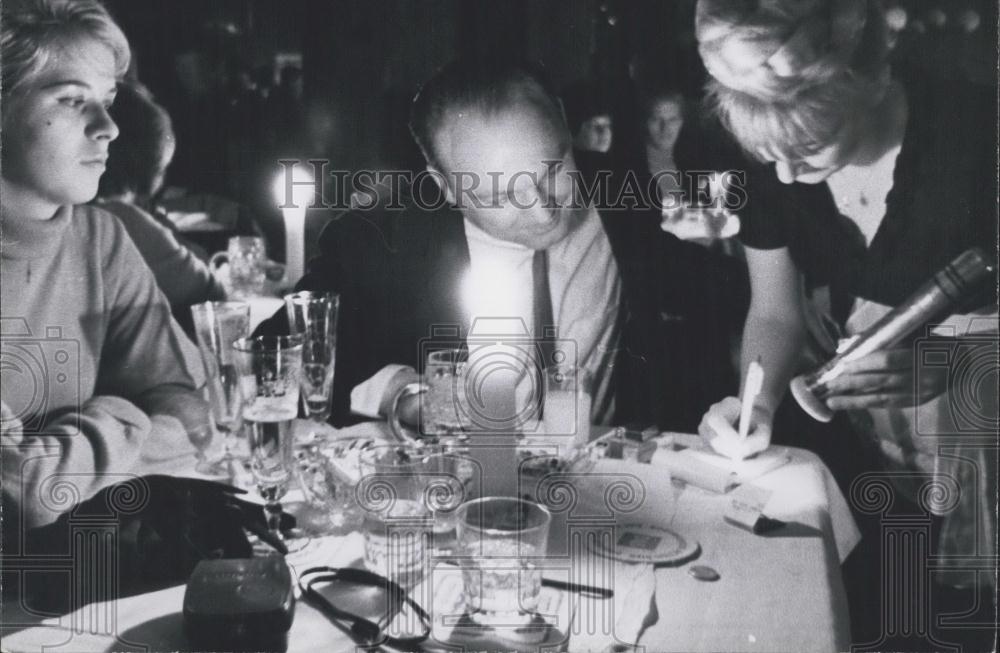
[297, 566, 431, 651]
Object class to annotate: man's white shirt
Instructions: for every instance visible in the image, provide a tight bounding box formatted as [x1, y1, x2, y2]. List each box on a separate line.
[350, 205, 621, 426]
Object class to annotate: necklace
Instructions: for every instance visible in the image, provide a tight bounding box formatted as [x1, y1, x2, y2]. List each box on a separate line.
[827, 142, 902, 246]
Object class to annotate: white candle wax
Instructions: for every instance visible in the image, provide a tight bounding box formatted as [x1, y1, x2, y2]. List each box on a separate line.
[282, 206, 306, 284]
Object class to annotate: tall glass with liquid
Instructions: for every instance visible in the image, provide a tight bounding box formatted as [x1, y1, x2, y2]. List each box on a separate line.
[232, 334, 303, 546]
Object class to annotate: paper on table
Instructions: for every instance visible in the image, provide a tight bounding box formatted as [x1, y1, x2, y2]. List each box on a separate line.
[649, 437, 791, 493]
[570, 561, 657, 652]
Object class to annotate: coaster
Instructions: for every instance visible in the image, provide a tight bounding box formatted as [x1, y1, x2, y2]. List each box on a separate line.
[589, 523, 700, 566]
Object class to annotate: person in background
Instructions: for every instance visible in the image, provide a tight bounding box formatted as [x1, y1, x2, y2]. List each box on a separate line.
[641, 87, 687, 205]
[1, 0, 210, 531]
[561, 79, 614, 153]
[96, 81, 226, 320]
[258, 59, 745, 435]
[694, 0, 997, 646]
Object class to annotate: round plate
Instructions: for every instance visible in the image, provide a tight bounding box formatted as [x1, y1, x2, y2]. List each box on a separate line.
[589, 523, 700, 566]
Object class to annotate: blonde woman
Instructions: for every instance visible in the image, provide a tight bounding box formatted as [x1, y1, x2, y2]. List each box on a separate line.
[694, 0, 996, 645]
[1, 0, 209, 531]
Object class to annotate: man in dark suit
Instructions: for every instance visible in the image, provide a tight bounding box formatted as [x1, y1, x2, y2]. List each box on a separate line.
[266, 59, 745, 434]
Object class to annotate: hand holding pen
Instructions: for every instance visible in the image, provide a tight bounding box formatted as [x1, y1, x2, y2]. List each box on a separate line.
[698, 357, 772, 461]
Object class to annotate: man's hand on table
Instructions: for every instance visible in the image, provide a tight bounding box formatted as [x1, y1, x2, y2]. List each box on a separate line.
[698, 396, 772, 460]
[377, 367, 422, 425]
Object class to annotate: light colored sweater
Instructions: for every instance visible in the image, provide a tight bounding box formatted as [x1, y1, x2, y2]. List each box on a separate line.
[1, 204, 209, 528]
[98, 199, 226, 309]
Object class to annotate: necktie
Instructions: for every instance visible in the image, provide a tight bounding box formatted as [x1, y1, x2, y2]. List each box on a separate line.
[533, 249, 556, 404]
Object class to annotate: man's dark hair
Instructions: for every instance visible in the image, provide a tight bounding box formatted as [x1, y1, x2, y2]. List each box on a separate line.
[409, 59, 564, 171]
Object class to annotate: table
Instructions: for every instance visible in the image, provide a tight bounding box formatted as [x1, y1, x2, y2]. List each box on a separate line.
[1, 423, 859, 652]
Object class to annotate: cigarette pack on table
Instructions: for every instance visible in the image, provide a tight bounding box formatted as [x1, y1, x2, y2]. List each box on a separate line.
[589, 426, 659, 462]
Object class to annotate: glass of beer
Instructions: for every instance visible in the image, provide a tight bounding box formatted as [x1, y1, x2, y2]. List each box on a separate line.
[387, 348, 473, 445]
[423, 348, 471, 437]
[209, 236, 268, 299]
[232, 334, 303, 548]
[456, 497, 551, 624]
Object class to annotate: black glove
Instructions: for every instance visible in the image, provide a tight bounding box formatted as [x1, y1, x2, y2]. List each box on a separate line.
[15, 475, 295, 613]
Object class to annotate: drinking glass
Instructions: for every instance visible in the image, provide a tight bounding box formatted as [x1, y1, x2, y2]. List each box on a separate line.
[417, 449, 478, 555]
[388, 348, 472, 444]
[356, 444, 434, 589]
[284, 291, 339, 434]
[426, 349, 473, 435]
[232, 334, 304, 549]
[456, 497, 552, 624]
[209, 236, 267, 299]
[543, 365, 592, 448]
[190, 301, 251, 475]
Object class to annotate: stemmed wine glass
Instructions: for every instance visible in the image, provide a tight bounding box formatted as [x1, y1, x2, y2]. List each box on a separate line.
[190, 301, 251, 476]
[231, 334, 309, 551]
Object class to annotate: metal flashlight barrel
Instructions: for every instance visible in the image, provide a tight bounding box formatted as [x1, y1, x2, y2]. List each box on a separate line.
[790, 247, 994, 422]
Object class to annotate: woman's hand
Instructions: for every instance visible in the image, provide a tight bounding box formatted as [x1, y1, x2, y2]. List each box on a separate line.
[698, 397, 772, 460]
[823, 348, 948, 411]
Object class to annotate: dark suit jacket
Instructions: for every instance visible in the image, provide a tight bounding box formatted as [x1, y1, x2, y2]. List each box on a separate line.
[261, 152, 748, 431]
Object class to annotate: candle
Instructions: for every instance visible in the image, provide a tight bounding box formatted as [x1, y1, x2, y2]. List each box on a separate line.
[282, 205, 306, 284]
[273, 166, 315, 285]
[463, 266, 530, 433]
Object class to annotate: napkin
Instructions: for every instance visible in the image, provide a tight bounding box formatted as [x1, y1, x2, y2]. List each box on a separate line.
[569, 561, 657, 652]
[649, 435, 791, 493]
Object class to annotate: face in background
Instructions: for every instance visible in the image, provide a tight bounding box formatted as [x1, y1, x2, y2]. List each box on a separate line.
[1, 38, 119, 219]
[574, 114, 613, 153]
[431, 96, 585, 250]
[645, 96, 684, 152]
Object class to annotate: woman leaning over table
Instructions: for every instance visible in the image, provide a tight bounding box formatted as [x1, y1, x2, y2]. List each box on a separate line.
[0, 0, 210, 531]
[693, 0, 997, 645]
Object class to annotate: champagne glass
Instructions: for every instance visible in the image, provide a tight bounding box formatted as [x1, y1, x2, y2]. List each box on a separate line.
[284, 291, 339, 443]
[190, 301, 251, 476]
[232, 334, 306, 550]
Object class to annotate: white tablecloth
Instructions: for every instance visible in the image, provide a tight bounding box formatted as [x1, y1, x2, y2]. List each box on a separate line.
[1, 424, 859, 653]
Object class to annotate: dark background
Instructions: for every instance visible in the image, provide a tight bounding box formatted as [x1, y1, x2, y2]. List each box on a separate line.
[104, 0, 998, 260]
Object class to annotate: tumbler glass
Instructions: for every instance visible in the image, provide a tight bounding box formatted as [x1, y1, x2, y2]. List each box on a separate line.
[456, 497, 551, 624]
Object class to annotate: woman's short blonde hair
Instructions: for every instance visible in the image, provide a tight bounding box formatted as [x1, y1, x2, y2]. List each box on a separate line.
[696, 0, 890, 161]
[1, 0, 130, 99]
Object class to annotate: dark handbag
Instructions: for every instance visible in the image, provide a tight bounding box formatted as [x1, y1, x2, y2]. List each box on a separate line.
[10, 475, 290, 614]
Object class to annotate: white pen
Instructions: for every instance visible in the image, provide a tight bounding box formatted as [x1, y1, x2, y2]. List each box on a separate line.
[738, 357, 765, 441]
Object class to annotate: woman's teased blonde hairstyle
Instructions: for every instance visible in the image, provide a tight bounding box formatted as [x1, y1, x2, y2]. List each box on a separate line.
[1, 0, 130, 100]
[696, 0, 890, 161]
